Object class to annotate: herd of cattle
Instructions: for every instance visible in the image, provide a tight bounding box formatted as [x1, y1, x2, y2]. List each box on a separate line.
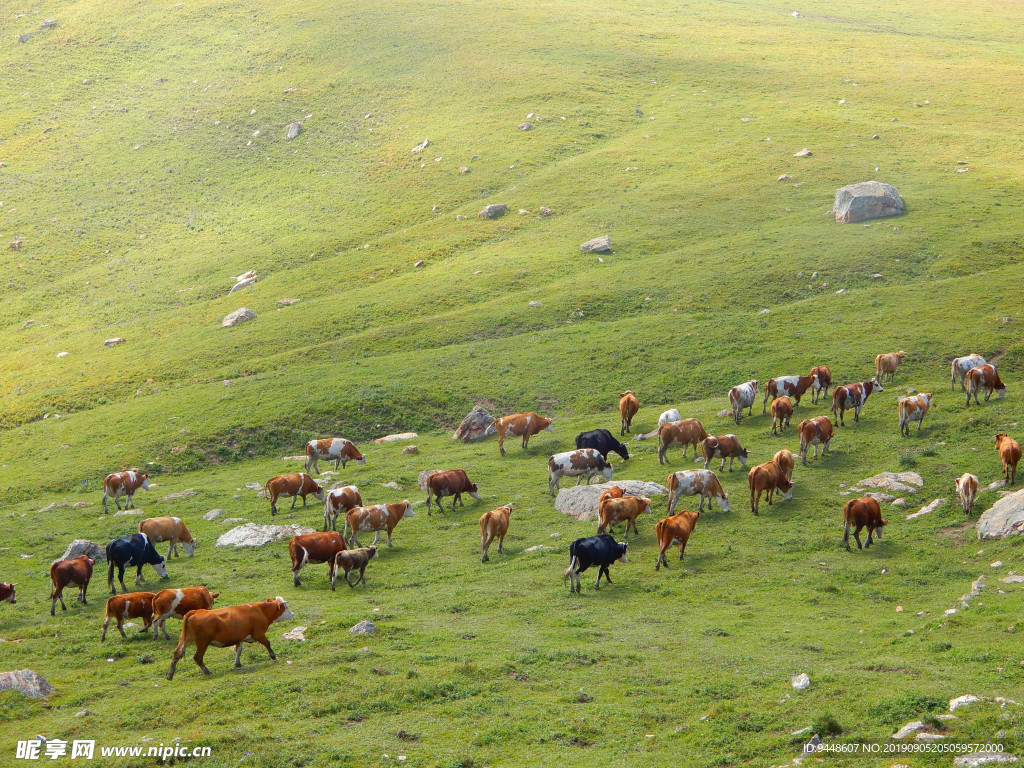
[1, 350, 1017, 678]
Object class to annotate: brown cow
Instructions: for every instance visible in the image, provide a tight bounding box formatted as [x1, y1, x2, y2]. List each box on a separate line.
[762, 375, 818, 413]
[831, 380, 882, 425]
[304, 438, 366, 474]
[966, 365, 1006, 406]
[166, 597, 294, 680]
[345, 502, 415, 547]
[954, 473, 979, 516]
[139, 516, 196, 558]
[843, 497, 887, 550]
[658, 418, 708, 464]
[773, 449, 796, 500]
[491, 412, 554, 455]
[701, 434, 748, 472]
[288, 531, 348, 587]
[898, 393, 932, 436]
[654, 510, 700, 570]
[995, 433, 1021, 485]
[809, 365, 832, 404]
[666, 470, 729, 514]
[331, 546, 378, 590]
[152, 586, 220, 640]
[798, 416, 833, 465]
[747, 460, 793, 515]
[597, 495, 651, 538]
[619, 391, 639, 435]
[101, 591, 155, 641]
[771, 397, 793, 436]
[265, 473, 324, 516]
[426, 469, 481, 513]
[479, 505, 513, 563]
[875, 351, 907, 383]
[50, 556, 95, 616]
[323, 485, 363, 532]
[102, 470, 150, 512]
[0, 582, 17, 604]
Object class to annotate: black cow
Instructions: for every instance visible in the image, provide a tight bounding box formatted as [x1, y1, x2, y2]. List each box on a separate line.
[575, 429, 630, 461]
[563, 534, 628, 593]
[106, 533, 169, 594]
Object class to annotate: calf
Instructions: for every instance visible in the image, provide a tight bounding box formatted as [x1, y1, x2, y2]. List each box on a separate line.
[667, 470, 729, 514]
[995, 433, 1021, 485]
[166, 597, 295, 680]
[658, 408, 682, 428]
[597, 495, 651, 538]
[771, 397, 793, 435]
[331, 546, 378, 590]
[265, 473, 324, 516]
[843, 497, 887, 550]
[954, 473, 979, 516]
[798, 416, 833, 466]
[323, 485, 363, 532]
[305, 438, 366, 474]
[701, 434, 748, 472]
[101, 591, 155, 641]
[102, 470, 150, 512]
[346, 501, 415, 547]
[658, 418, 708, 464]
[654, 510, 700, 570]
[951, 354, 986, 391]
[479, 505, 513, 563]
[0, 582, 15, 604]
[898, 393, 933, 436]
[288, 531, 347, 587]
[831, 380, 882, 425]
[747, 460, 793, 515]
[874, 350, 907, 383]
[728, 380, 758, 425]
[762, 374, 818, 412]
[575, 429, 630, 461]
[809, 365, 832, 404]
[426, 469, 481, 513]
[563, 534, 628, 593]
[152, 586, 219, 640]
[619, 391, 639, 435]
[50, 556, 95, 616]
[138, 516, 196, 558]
[548, 449, 613, 495]
[106, 533, 169, 594]
[773, 449, 796, 500]
[492, 412, 554, 455]
[966, 365, 1006, 406]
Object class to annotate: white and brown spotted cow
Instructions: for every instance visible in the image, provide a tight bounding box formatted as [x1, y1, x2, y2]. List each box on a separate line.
[138, 517, 196, 558]
[666, 469, 729, 514]
[323, 485, 362, 532]
[265, 473, 325, 516]
[658, 418, 708, 464]
[345, 502, 415, 547]
[809, 365, 833, 404]
[102, 470, 150, 512]
[701, 435, 748, 472]
[966, 365, 1006, 406]
[728, 381, 758, 425]
[658, 409, 682, 429]
[954, 473, 979, 516]
[798, 416, 833, 465]
[951, 354, 986, 391]
[304, 438, 366, 474]
[762, 374, 818, 413]
[152, 586, 220, 640]
[492, 413, 554, 456]
[898, 393, 933, 436]
[770, 397, 794, 436]
[874, 351, 907, 383]
[831, 380, 882, 425]
[548, 449, 613, 496]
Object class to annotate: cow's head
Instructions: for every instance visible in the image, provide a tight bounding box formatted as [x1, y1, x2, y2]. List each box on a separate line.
[356, 453, 367, 465]
[716, 492, 731, 513]
[183, 539, 197, 557]
[544, 418, 555, 432]
[208, 591, 221, 601]
[870, 380, 883, 393]
[613, 441, 630, 461]
[777, 477, 794, 493]
[996, 433, 1010, 449]
[140, 474, 151, 490]
[152, 556, 169, 579]
[600, 465, 614, 482]
[997, 384, 1007, 399]
[311, 481, 326, 501]
[272, 597, 295, 622]
[366, 546, 379, 559]
[896, 351, 907, 361]
[617, 541, 629, 563]
[468, 484, 481, 500]
[750, 380, 759, 392]
[2, 584, 16, 604]
[875, 518, 888, 538]
[399, 501, 415, 519]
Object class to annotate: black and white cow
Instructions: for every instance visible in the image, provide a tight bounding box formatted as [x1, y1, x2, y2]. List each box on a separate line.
[575, 429, 630, 461]
[563, 534, 629, 593]
[831, 380, 883, 426]
[548, 449, 613, 496]
[106, 533, 169, 594]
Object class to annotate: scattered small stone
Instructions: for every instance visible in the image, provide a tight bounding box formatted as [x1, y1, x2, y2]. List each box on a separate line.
[892, 721, 925, 739]
[40, 19, 57, 29]
[402, 445, 418, 455]
[222, 308, 256, 327]
[286, 123, 302, 140]
[411, 139, 429, 153]
[715, 410, 732, 419]
[203, 509, 225, 521]
[778, 174, 792, 181]
[479, 204, 508, 219]
[75, 709, 87, 718]
[581, 235, 612, 253]
[519, 122, 533, 131]
[0, 670, 54, 699]
[277, 297, 301, 306]
[523, 545, 554, 552]
[953, 752, 1019, 767]
[992, 561, 1003, 568]
[458, 166, 470, 174]
[518, 209, 530, 215]
[381, 481, 403, 490]
[104, 337, 126, 347]
[906, 498, 947, 520]
[529, 301, 542, 307]
[793, 148, 812, 157]
[282, 626, 306, 641]
[760, 309, 771, 315]
[539, 206, 552, 216]
[792, 673, 810, 690]
[350, 620, 378, 635]
[413, 260, 424, 268]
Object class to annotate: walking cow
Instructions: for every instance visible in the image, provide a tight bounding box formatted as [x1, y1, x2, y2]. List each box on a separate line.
[563, 534, 628, 593]
[491, 413, 554, 456]
[304, 438, 366, 474]
[107, 534, 168, 594]
[618, 391, 639, 435]
[50, 556, 95, 616]
[102, 470, 150, 512]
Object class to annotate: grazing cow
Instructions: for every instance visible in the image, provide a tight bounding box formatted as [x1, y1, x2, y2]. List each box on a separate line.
[701, 434, 748, 472]
[658, 419, 709, 464]
[563, 534, 628, 593]
[265, 473, 325, 516]
[654, 510, 700, 570]
[548, 449, 613, 496]
[798, 416, 833, 466]
[842, 497, 887, 550]
[597, 495, 651, 538]
[166, 597, 294, 680]
[728, 380, 759, 425]
[106, 533, 169, 594]
[331, 546, 378, 590]
[491, 413, 554, 455]
[773, 449, 796, 500]
[771, 397, 794, 436]
[345, 502, 415, 547]
[762, 374, 818, 412]
[666, 470, 730, 514]
[874, 351, 907, 383]
[138, 517, 196, 558]
[809, 365, 833, 404]
[619, 391, 639, 435]
[0, 582, 16, 604]
[479, 505, 513, 563]
[954, 473, 979, 517]
[658, 408, 682, 428]
[831, 380, 882, 425]
[50, 556, 95, 616]
[304, 438, 366, 474]
[323, 485, 363, 532]
[575, 429, 630, 461]
[425, 469, 482, 513]
[747, 460, 793, 515]
[995, 433, 1021, 485]
[966, 365, 1006, 406]
[152, 586, 219, 640]
[951, 354, 986, 391]
[288, 531, 348, 587]
[101, 591, 155, 641]
[898, 393, 933, 436]
[102, 470, 150, 512]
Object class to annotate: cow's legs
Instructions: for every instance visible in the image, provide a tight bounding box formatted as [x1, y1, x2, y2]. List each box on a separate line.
[854, 527, 863, 550]
[843, 522, 851, 550]
[522, 434, 529, 449]
[456, 492, 465, 507]
[52, 588, 65, 614]
[386, 529, 394, 547]
[498, 436, 506, 456]
[193, 640, 213, 675]
[497, 532, 505, 553]
[80, 581, 89, 605]
[371, 530, 381, 546]
[234, 643, 244, 668]
[115, 494, 123, 511]
[334, 459, 341, 470]
[865, 528, 873, 548]
[290, 495, 297, 510]
[253, 631, 276, 661]
[117, 618, 127, 638]
[126, 493, 135, 510]
[656, 548, 668, 570]
[134, 565, 144, 586]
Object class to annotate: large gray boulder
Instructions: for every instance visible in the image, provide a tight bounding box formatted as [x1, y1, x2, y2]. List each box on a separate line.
[581, 235, 612, 253]
[222, 308, 256, 327]
[452, 405, 496, 441]
[833, 181, 904, 223]
[858, 472, 923, 494]
[479, 204, 507, 219]
[215, 523, 314, 548]
[977, 488, 1024, 540]
[0, 670, 55, 699]
[555, 481, 669, 521]
[56, 539, 106, 563]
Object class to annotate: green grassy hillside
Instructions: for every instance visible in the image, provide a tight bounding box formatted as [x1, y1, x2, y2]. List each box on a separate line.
[1, 0, 1023, 765]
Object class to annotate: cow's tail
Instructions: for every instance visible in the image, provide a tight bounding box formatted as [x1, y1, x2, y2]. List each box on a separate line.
[176, 610, 194, 653]
[562, 555, 579, 583]
[49, 569, 56, 600]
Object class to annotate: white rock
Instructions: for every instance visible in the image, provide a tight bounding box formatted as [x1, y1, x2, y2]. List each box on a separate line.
[992, 561, 1003, 568]
[57, 540, 106, 563]
[581, 235, 612, 253]
[555, 481, 669, 521]
[222, 308, 256, 327]
[104, 337, 126, 347]
[792, 673, 810, 690]
[892, 721, 925, 739]
[411, 139, 429, 153]
[215, 523, 314, 548]
[55, 352, 68, 358]
[373, 432, 418, 444]
[859, 472, 923, 494]
[286, 123, 302, 140]
[977, 488, 1024, 540]
[349, 620, 378, 635]
[203, 509, 225, 521]
[906, 498, 947, 520]
[793, 148, 812, 157]
[282, 626, 306, 641]
[950, 694, 985, 712]
[915, 733, 946, 742]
